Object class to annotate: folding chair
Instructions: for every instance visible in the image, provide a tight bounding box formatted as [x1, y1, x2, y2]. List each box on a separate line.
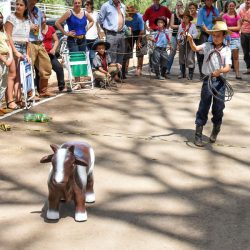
[64, 51, 94, 91]
[19, 59, 35, 109]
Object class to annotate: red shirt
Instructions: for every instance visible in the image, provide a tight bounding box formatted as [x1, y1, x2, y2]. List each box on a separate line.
[42, 25, 55, 53]
[143, 5, 172, 31]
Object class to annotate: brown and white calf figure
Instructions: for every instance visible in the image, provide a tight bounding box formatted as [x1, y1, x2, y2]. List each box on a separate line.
[40, 142, 95, 222]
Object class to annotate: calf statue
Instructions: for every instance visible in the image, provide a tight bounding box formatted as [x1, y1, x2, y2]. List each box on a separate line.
[40, 142, 95, 222]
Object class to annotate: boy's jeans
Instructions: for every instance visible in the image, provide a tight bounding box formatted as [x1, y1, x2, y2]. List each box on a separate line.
[196, 76, 225, 126]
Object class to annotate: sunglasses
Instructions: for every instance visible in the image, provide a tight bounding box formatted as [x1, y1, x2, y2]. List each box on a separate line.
[177, 4, 183, 6]
[85, 3, 91, 6]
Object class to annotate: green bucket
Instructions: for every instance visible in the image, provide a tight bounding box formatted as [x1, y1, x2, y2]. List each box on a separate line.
[69, 52, 88, 77]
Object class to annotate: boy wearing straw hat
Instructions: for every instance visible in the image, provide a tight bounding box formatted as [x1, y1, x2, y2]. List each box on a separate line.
[186, 20, 232, 146]
[92, 40, 121, 87]
[177, 10, 198, 80]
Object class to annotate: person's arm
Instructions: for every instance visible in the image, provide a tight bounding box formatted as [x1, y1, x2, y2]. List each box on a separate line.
[0, 40, 13, 66]
[97, 4, 106, 28]
[55, 10, 75, 37]
[85, 12, 94, 31]
[186, 33, 204, 52]
[98, 66, 109, 75]
[196, 8, 209, 33]
[212, 64, 231, 76]
[4, 21, 24, 59]
[50, 32, 59, 55]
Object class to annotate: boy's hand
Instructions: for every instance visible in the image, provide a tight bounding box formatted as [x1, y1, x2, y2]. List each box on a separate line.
[212, 69, 221, 77]
[116, 63, 122, 70]
[186, 33, 193, 42]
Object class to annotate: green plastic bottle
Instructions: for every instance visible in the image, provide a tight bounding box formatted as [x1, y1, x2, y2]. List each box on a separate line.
[24, 113, 50, 123]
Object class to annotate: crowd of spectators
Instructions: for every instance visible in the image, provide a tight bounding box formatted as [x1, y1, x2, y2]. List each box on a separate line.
[0, 0, 249, 115]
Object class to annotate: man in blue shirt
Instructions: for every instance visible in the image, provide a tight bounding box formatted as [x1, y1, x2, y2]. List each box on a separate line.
[98, 0, 126, 65]
[196, 0, 219, 80]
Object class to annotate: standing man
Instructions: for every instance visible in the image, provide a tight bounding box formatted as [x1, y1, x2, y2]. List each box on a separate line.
[143, 0, 172, 32]
[196, 0, 219, 80]
[28, 0, 54, 98]
[143, 0, 172, 71]
[98, 0, 126, 65]
[239, 0, 250, 75]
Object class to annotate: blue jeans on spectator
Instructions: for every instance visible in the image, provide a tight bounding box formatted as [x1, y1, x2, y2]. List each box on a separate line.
[67, 37, 86, 52]
[86, 38, 97, 68]
[166, 36, 177, 73]
[196, 76, 225, 126]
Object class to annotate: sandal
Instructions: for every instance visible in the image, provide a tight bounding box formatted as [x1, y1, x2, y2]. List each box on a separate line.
[16, 100, 26, 108]
[6, 100, 20, 110]
[72, 84, 81, 91]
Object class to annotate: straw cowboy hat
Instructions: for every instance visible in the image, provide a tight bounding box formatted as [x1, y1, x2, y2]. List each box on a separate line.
[154, 16, 168, 26]
[92, 40, 110, 50]
[179, 10, 194, 21]
[207, 21, 232, 35]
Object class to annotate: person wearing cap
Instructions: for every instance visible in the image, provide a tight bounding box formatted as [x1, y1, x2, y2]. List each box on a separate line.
[177, 10, 198, 80]
[122, 4, 146, 78]
[92, 40, 121, 87]
[28, 0, 55, 98]
[186, 20, 232, 146]
[197, 0, 220, 80]
[98, 0, 126, 65]
[149, 16, 171, 80]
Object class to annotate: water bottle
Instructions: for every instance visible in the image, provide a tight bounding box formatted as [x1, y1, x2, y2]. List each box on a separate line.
[24, 113, 50, 122]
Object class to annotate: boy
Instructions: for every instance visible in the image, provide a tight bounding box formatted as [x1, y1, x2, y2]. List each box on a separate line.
[177, 10, 198, 80]
[150, 16, 171, 80]
[92, 40, 121, 87]
[186, 21, 232, 146]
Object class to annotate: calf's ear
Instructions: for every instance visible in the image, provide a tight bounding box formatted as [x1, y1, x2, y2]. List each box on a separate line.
[50, 144, 59, 153]
[68, 145, 75, 154]
[75, 157, 88, 167]
[40, 154, 54, 163]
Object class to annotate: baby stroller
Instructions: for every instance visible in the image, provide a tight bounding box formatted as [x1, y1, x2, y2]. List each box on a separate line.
[19, 59, 35, 109]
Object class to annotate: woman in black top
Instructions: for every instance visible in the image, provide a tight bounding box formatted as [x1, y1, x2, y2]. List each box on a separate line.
[166, 0, 184, 74]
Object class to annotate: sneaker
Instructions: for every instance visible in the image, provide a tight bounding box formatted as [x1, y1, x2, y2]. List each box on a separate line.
[156, 75, 165, 80]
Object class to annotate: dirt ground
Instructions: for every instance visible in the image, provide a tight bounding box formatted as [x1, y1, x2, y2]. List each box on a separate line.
[0, 54, 250, 250]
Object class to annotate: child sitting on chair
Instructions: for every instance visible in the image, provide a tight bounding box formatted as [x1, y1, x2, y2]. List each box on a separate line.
[92, 40, 121, 87]
[0, 12, 13, 116]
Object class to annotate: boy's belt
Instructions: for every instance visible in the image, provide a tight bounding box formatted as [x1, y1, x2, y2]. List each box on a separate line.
[155, 47, 166, 51]
[72, 35, 85, 39]
[30, 41, 43, 45]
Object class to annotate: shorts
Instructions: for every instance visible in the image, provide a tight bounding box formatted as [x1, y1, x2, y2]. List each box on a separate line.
[14, 42, 27, 55]
[229, 38, 240, 50]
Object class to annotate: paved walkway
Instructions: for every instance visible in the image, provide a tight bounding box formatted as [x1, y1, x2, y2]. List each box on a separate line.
[0, 53, 250, 250]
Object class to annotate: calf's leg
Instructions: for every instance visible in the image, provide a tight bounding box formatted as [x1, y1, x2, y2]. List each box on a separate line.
[86, 173, 95, 203]
[47, 191, 60, 220]
[74, 183, 87, 222]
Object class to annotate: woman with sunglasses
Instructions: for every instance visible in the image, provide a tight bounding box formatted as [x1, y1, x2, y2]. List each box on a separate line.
[222, 0, 242, 79]
[85, 0, 102, 68]
[166, 1, 184, 75]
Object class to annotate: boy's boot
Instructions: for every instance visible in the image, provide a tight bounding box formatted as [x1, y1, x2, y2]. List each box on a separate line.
[161, 67, 167, 78]
[188, 68, 194, 80]
[178, 64, 186, 79]
[121, 61, 127, 79]
[209, 124, 221, 143]
[194, 125, 204, 147]
[155, 67, 163, 80]
[39, 79, 56, 98]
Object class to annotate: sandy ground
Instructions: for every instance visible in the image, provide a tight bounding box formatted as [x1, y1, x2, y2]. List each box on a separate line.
[0, 52, 250, 250]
